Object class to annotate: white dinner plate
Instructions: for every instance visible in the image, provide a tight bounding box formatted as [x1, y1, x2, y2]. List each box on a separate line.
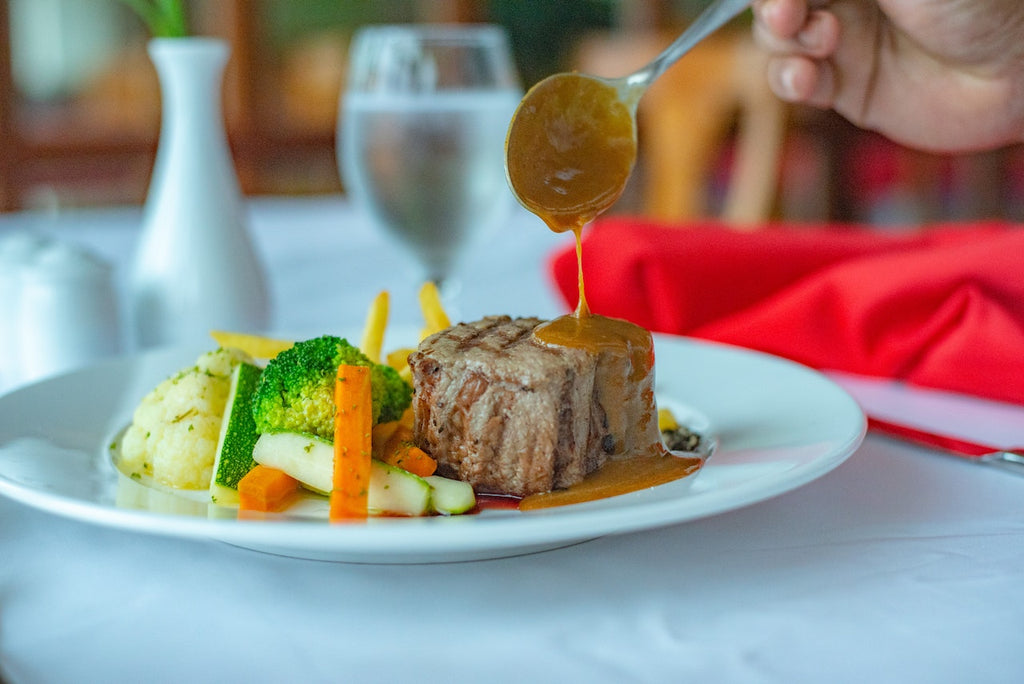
[0, 335, 864, 563]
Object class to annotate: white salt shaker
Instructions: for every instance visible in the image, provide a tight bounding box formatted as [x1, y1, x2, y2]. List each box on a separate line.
[0, 232, 48, 389]
[19, 241, 121, 383]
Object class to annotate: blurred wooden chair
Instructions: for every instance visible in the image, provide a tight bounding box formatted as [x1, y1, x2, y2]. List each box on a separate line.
[574, 29, 787, 227]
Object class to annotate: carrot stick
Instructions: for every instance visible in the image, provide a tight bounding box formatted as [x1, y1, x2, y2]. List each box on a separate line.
[383, 423, 413, 453]
[237, 465, 300, 513]
[370, 420, 400, 459]
[330, 364, 373, 521]
[384, 442, 437, 478]
[373, 419, 436, 477]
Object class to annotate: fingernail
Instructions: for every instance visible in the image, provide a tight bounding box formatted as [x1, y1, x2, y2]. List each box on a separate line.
[797, 27, 819, 50]
[777, 62, 799, 100]
[797, 11, 825, 49]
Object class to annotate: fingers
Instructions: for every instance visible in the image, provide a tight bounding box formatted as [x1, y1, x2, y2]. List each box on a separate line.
[754, 3, 840, 59]
[753, 0, 840, 106]
[765, 55, 836, 107]
[752, 0, 810, 40]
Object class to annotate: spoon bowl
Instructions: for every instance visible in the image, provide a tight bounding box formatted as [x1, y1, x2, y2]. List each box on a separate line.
[504, 72, 638, 232]
[504, 0, 752, 231]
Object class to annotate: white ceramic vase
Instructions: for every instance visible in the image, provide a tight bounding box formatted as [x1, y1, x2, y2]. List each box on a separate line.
[131, 37, 269, 348]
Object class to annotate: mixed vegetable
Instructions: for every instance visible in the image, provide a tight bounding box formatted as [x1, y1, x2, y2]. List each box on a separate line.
[118, 283, 474, 520]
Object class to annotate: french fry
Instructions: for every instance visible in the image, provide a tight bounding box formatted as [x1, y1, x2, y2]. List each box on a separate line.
[418, 281, 451, 339]
[359, 290, 390, 363]
[385, 346, 415, 377]
[210, 330, 294, 359]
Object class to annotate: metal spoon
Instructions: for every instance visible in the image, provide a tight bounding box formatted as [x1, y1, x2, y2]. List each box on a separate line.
[505, 0, 753, 230]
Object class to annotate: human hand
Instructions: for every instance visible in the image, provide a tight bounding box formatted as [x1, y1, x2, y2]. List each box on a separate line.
[751, 0, 1024, 152]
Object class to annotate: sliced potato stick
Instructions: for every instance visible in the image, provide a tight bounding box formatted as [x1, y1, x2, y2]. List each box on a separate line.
[418, 281, 451, 338]
[385, 346, 415, 375]
[658, 408, 679, 432]
[359, 290, 390, 363]
[210, 330, 294, 359]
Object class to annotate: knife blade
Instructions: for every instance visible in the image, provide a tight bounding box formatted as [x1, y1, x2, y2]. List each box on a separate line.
[867, 416, 1024, 476]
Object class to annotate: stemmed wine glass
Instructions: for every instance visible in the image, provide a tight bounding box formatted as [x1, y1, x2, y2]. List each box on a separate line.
[338, 24, 522, 292]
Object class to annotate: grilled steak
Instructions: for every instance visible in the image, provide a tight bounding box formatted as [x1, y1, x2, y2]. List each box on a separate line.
[409, 315, 661, 497]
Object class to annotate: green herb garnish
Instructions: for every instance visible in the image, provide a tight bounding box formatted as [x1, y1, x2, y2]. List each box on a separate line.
[118, 0, 188, 38]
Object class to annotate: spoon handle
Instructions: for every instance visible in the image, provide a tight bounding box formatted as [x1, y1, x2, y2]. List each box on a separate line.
[627, 0, 753, 91]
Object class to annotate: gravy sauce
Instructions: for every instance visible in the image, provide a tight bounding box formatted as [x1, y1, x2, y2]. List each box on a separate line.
[505, 73, 636, 233]
[519, 452, 703, 511]
[504, 72, 704, 511]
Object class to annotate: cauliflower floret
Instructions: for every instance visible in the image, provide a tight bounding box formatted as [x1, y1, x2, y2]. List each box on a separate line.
[120, 347, 253, 489]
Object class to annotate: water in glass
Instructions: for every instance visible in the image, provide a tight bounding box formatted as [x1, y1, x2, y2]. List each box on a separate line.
[339, 25, 521, 289]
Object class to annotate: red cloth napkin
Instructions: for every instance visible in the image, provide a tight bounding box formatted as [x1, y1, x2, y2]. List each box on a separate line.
[549, 217, 1024, 406]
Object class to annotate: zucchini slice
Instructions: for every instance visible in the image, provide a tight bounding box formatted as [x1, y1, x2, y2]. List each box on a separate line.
[426, 475, 476, 515]
[209, 362, 262, 505]
[252, 431, 433, 516]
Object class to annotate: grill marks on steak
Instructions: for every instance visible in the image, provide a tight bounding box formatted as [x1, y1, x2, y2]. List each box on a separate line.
[409, 315, 655, 497]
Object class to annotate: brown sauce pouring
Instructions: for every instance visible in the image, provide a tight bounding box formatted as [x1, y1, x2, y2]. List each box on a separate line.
[504, 73, 704, 510]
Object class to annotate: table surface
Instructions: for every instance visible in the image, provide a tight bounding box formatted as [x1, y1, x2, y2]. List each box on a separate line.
[2, 196, 1023, 684]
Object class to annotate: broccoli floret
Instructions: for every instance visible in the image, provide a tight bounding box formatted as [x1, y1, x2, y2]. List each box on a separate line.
[251, 335, 412, 440]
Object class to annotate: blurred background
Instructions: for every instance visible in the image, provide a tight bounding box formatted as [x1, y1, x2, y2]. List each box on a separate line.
[1, 0, 1022, 225]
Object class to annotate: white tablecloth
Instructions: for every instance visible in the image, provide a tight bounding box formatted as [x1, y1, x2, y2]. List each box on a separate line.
[2, 197, 1023, 684]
